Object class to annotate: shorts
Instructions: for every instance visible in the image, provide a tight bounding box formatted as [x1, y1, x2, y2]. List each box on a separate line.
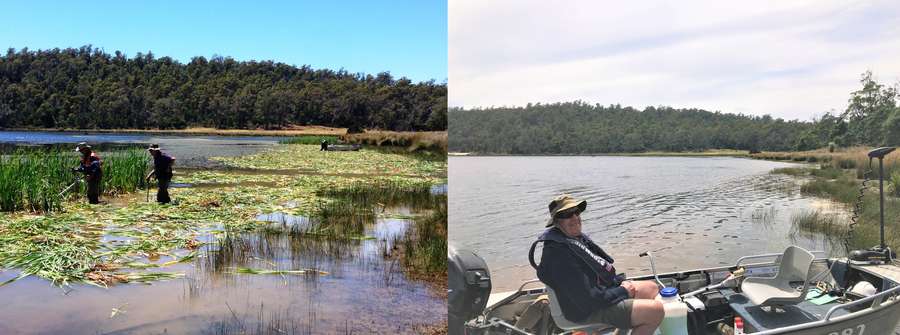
[583, 299, 633, 329]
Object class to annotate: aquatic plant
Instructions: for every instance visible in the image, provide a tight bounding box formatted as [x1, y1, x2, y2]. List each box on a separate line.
[278, 135, 340, 145]
[770, 167, 808, 176]
[211, 143, 446, 178]
[800, 176, 861, 204]
[1, 139, 446, 287]
[400, 196, 447, 280]
[0, 148, 148, 212]
[343, 130, 448, 152]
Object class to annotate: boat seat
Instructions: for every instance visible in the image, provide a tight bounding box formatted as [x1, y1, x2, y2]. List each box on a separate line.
[741, 246, 816, 307]
[724, 288, 850, 332]
[547, 287, 624, 334]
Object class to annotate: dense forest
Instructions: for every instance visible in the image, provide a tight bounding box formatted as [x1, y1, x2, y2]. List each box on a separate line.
[0, 46, 446, 131]
[450, 72, 900, 154]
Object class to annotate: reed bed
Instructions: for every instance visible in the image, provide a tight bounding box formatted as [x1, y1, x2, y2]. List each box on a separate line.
[401, 197, 447, 279]
[343, 130, 447, 152]
[278, 135, 340, 145]
[319, 180, 439, 209]
[764, 146, 900, 251]
[0, 148, 148, 212]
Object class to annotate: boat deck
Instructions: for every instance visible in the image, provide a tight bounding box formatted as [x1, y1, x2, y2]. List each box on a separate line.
[723, 288, 850, 332]
[853, 261, 900, 285]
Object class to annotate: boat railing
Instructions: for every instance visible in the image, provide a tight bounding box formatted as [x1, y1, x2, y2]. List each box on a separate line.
[823, 283, 900, 321]
[483, 279, 544, 317]
[735, 250, 827, 267]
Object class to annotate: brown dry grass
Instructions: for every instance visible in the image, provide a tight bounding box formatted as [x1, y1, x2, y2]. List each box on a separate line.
[343, 130, 448, 152]
[752, 146, 900, 177]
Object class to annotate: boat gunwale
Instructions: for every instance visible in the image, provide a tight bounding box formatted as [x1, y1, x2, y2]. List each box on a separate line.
[478, 256, 900, 335]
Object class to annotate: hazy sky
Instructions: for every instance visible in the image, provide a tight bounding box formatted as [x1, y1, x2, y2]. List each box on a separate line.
[449, 1, 900, 121]
[1, 0, 447, 83]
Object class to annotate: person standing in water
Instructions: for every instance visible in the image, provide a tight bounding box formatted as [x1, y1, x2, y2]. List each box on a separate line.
[146, 144, 175, 204]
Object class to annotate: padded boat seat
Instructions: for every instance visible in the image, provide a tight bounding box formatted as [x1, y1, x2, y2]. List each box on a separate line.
[741, 246, 816, 306]
[547, 287, 622, 334]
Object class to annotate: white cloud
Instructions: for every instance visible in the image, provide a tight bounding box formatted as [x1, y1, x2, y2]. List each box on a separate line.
[450, 0, 900, 120]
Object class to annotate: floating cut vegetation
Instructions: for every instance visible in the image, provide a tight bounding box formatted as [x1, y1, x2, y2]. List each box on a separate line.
[0, 214, 100, 286]
[0, 148, 148, 212]
[212, 144, 446, 179]
[233, 267, 328, 276]
[1, 140, 446, 289]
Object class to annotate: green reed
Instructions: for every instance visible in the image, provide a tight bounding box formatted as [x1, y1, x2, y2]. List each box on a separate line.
[401, 197, 447, 276]
[278, 135, 340, 145]
[0, 148, 149, 212]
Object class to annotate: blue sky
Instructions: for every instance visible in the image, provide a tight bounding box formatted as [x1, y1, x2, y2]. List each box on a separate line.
[450, 0, 900, 120]
[0, 0, 447, 83]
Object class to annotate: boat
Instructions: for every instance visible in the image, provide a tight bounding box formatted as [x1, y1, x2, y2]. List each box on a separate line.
[450, 247, 900, 334]
[449, 148, 900, 335]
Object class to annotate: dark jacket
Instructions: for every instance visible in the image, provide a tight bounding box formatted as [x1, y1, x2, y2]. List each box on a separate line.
[77, 153, 102, 182]
[532, 227, 629, 322]
[153, 153, 175, 180]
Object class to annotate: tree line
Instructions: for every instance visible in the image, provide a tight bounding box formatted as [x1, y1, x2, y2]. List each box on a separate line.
[450, 72, 900, 154]
[0, 46, 446, 131]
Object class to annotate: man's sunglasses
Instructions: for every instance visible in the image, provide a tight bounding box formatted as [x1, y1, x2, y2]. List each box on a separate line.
[555, 209, 581, 219]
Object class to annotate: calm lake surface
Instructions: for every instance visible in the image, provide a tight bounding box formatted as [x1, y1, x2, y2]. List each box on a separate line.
[0, 130, 283, 168]
[450, 156, 840, 292]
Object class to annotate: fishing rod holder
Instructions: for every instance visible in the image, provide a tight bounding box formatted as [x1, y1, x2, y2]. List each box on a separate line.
[850, 147, 897, 263]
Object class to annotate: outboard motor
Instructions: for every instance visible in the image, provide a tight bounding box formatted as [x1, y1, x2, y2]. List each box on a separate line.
[449, 246, 492, 335]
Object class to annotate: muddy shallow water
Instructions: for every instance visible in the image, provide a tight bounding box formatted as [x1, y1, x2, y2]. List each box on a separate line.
[450, 156, 840, 292]
[0, 216, 444, 334]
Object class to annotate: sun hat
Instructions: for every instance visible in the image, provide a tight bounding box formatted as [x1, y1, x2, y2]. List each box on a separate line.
[147, 144, 161, 151]
[74, 142, 91, 152]
[546, 194, 587, 227]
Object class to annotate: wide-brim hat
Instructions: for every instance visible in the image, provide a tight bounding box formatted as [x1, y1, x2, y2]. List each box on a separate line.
[147, 144, 161, 151]
[546, 194, 587, 227]
[74, 142, 90, 152]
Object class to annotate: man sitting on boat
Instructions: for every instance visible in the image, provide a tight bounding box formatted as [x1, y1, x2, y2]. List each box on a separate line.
[533, 195, 664, 335]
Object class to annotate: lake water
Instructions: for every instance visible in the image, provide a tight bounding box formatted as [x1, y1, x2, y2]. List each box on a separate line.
[0, 130, 283, 168]
[450, 156, 839, 291]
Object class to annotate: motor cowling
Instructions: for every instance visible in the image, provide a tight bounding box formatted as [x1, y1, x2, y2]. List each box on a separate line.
[449, 246, 492, 335]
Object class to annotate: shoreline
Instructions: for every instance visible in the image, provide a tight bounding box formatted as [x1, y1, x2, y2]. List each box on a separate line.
[0, 126, 348, 137]
[448, 149, 750, 157]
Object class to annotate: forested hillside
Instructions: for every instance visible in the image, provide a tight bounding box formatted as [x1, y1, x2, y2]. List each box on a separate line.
[0, 46, 446, 131]
[450, 72, 900, 154]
